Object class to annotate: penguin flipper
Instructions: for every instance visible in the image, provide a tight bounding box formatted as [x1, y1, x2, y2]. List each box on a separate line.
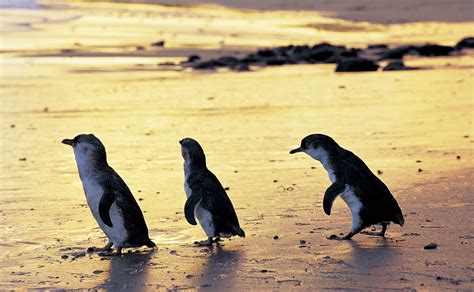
[184, 194, 201, 225]
[323, 182, 345, 215]
[99, 190, 115, 227]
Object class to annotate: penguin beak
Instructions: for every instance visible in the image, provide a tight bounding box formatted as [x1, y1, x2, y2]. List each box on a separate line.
[62, 138, 74, 146]
[289, 147, 303, 154]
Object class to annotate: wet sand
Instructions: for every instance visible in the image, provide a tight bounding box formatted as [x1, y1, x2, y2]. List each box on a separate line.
[1, 1, 473, 290]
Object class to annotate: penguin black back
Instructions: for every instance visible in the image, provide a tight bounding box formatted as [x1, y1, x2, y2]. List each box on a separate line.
[180, 138, 245, 243]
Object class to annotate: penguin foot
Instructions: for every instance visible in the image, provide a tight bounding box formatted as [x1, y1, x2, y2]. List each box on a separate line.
[327, 232, 355, 240]
[87, 242, 113, 253]
[361, 224, 387, 237]
[194, 238, 213, 246]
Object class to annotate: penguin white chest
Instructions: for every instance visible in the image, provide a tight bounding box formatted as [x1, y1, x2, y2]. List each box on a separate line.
[81, 177, 128, 246]
[340, 185, 363, 232]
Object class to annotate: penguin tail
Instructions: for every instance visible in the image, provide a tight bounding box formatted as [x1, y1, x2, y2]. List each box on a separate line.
[145, 238, 156, 248]
[394, 212, 405, 227]
[233, 226, 245, 238]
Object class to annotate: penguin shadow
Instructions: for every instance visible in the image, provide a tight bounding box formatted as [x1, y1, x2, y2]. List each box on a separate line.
[196, 246, 244, 288]
[346, 239, 398, 269]
[99, 249, 156, 291]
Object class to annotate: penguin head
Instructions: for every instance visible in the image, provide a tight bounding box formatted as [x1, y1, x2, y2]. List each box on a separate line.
[62, 134, 107, 165]
[179, 138, 206, 166]
[290, 134, 340, 161]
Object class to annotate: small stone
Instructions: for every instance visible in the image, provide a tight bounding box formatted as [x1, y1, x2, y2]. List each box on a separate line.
[418, 168, 423, 172]
[93, 270, 104, 275]
[187, 55, 201, 62]
[43, 107, 49, 112]
[151, 40, 165, 47]
[61, 255, 69, 259]
[416, 160, 422, 163]
[224, 187, 230, 191]
[377, 170, 383, 175]
[273, 235, 279, 240]
[10, 124, 15, 128]
[19, 158, 27, 161]
[138, 198, 143, 201]
[261, 269, 268, 273]
[185, 274, 193, 279]
[273, 180, 278, 183]
[327, 234, 338, 240]
[299, 239, 306, 245]
[456, 155, 461, 160]
[87, 247, 95, 253]
[424, 242, 438, 249]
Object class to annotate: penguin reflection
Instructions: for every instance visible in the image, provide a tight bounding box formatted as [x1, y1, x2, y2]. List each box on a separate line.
[198, 247, 243, 289]
[99, 249, 155, 291]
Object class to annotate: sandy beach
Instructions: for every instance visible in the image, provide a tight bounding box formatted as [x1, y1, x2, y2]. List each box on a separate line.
[0, 0, 473, 290]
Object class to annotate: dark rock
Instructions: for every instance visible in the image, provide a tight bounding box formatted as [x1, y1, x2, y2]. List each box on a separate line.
[93, 270, 104, 274]
[340, 48, 360, 58]
[312, 43, 345, 51]
[273, 235, 279, 240]
[216, 56, 239, 66]
[265, 57, 287, 65]
[305, 49, 336, 62]
[368, 44, 388, 49]
[382, 45, 416, 59]
[233, 63, 250, 72]
[240, 53, 260, 64]
[415, 44, 454, 56]
[187, 55, 201, 62]
[336, 58, 379, 72]
[424, 242, 438, 249]
[327, 234, 338, 240]
[151, 40, 165, 47]
[455, 37, 474, 50]
[257, 49, 276, 57]
[299, 239, 306, 245]
[193, 60, 219, 70]
[61, 255, 69, 259]
[383, 60, 418, 71]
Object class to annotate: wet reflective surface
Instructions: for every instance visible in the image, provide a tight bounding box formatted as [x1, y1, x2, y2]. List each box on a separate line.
[0, 1, 473, 290]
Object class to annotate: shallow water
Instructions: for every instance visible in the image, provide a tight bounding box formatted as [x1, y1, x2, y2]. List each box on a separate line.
[0, 1, 473, 290]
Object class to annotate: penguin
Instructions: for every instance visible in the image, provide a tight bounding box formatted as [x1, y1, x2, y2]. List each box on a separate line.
[62, 134, 155, 254]
[290, 134, 404, 240]
[180, 138, 245, 246]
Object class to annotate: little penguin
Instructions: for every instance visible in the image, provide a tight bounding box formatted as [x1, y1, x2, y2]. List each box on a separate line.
[180, 138, 245, 246]
[290, 134, 404, 240]
[62, 134, 155, 254]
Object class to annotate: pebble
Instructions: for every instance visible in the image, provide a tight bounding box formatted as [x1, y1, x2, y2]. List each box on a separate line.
[424, 242, 438, 249]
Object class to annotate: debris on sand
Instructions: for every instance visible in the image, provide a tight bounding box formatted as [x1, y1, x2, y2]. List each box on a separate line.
[424, 242, 438, 249]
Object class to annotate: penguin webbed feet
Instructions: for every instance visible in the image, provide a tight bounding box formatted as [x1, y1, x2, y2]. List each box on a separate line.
[194, 237, 222, 247]
[87, 242, 113, 253]
[327, 232, 356, 241]
[360, 223, 388, 237]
